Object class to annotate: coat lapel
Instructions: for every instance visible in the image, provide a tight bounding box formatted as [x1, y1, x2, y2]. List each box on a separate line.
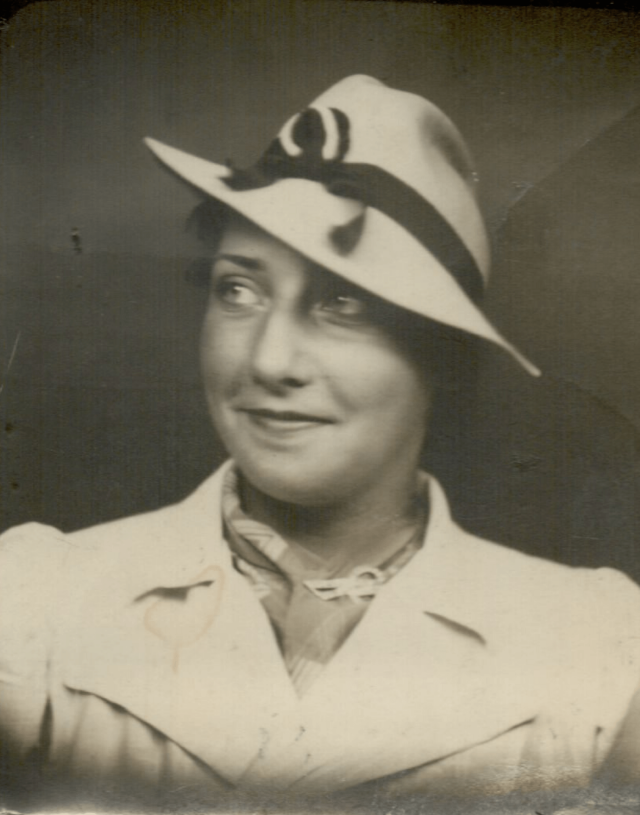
[54, 466, 562, 793]
[57, 463, 299, 784]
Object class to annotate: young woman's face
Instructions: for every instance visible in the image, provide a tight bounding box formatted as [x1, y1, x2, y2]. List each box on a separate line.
[201, 214, 434, 507]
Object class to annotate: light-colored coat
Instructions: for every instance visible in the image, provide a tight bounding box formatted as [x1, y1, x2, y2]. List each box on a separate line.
[1, 461, 640, 811]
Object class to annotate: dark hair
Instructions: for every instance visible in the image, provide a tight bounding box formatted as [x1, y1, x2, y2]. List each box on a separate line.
[187, 197, 230, 248]
[184, 197, 231, 288]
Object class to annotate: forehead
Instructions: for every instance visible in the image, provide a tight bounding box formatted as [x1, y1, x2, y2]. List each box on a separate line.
[214, 212, 354, 296]
[217, 213, 309, 269]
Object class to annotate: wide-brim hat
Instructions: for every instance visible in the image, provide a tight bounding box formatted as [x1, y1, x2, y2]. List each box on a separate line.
[145, 75, 539, 376]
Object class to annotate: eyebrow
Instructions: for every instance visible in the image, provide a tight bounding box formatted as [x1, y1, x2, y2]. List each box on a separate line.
[211, 253, 264, 271]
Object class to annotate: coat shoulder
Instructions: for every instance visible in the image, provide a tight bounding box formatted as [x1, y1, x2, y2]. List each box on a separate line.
[67, 499, 188, 553]
[0, 522, 74, 606]
[67, 466, 227, 554]
[0, 466, 229, 620]
[459, 528, 640, 652]
[0, 504, 184, 591]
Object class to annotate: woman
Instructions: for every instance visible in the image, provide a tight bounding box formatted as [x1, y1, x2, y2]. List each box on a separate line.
[1, 75, 639, 813]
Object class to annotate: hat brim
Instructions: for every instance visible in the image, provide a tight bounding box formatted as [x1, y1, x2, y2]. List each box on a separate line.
[145, 137, 540, 377]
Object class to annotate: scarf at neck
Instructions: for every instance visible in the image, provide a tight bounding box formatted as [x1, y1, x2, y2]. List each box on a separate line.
[221, 467, 428, 695]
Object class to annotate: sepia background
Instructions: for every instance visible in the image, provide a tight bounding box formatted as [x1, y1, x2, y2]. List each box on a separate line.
[1, 1, 640, 577]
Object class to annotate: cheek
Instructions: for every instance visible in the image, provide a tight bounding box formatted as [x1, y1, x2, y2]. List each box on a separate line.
[332, 345, 433, 428]
[200, 313, 241, 399]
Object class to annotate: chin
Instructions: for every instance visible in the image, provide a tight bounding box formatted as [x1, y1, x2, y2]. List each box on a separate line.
[237, 459, 350, 508]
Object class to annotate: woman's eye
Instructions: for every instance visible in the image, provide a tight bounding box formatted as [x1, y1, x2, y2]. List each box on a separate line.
[213, 278, 262, 309]
[317, 294, 368, 320]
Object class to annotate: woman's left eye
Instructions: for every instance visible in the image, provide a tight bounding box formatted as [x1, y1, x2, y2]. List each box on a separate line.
[316, 294, 368, 320]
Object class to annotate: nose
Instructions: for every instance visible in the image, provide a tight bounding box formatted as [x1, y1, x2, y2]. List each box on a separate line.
[250, 310, 312, 390]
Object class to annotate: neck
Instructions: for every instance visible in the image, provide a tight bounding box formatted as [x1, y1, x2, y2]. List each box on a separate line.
[240, 470, 427, 564]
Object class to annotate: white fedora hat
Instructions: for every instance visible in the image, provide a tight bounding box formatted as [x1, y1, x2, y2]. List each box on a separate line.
[145, 75, 539, 376]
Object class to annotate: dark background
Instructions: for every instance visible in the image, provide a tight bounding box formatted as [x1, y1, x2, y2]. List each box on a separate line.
[2, 1, 640, 577]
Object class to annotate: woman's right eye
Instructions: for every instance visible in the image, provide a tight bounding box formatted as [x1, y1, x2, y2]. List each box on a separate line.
[213, 278, 263, 309]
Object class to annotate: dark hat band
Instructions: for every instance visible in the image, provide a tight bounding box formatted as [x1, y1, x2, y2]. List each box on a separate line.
[223, 110, 484, 304]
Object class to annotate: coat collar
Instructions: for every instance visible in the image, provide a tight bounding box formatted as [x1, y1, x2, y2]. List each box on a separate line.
[55, 462, 578, 794]
[117, 461, 534, 650]
[75, 459, 522, 646]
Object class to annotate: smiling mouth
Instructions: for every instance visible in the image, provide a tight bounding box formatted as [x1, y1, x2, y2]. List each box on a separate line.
[239, 408, 334, 429]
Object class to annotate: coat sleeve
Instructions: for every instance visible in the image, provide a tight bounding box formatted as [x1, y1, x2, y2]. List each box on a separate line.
[590, 566, 640, 786]
[599, 681, 640, 785]
[0, 522, 72, 792]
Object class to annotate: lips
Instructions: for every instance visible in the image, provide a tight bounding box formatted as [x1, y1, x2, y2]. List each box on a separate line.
[239, 407, 334, 424]
[234, 407, 336, 439]
[238, 407, 333, 427]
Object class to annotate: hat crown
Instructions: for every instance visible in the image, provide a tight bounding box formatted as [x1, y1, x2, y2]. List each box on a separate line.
[309, 75, 475, 178]
[275, 75, 489, 282]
